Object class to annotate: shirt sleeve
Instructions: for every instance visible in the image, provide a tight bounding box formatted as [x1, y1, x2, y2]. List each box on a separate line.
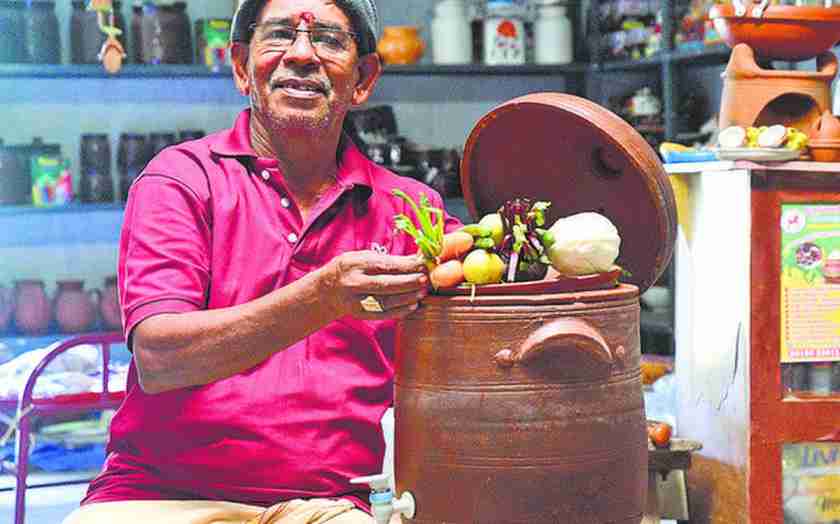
[118, 172, 212, 347]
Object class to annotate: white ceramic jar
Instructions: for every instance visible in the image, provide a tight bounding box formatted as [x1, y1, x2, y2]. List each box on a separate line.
[534, 2, 573, 65]
[483, 0, 526, 65]
[431, 0, 472, 64]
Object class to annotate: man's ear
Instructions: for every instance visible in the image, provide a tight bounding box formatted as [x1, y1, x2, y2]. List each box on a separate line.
[231, 43, 251, 96]
[352, 53, 382, 106]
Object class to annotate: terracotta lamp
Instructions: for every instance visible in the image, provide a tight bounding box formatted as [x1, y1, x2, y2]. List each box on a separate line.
[711, 0, 840, 137]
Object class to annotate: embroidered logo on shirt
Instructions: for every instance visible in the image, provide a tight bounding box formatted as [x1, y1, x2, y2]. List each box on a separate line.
[370, 242, 389, 255]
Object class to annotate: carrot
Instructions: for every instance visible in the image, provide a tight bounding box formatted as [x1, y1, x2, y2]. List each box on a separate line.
[437, 231, 474, 263]
[429, 259, 465, 290]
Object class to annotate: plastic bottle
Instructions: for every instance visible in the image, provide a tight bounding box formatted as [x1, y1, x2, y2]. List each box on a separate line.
[483, 0, 526, 65]
[534, 1, 573, 65]
[431, 0, 472, 64]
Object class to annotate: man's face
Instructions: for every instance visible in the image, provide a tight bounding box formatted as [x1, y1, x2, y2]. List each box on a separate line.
[232, 0, 380, 138]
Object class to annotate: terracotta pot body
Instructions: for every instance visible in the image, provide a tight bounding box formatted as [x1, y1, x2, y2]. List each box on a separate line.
[14, 280, 51, 335]
[0, 284, 13, 333]
[377, 26, 425, 65]
[54, 280, 98, 333]
[396, 285, 646, 523]
[100, 276, 122, 330]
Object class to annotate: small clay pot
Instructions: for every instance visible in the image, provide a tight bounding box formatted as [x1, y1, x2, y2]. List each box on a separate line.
[14, 279, 51, 335]
[811, 110, 840, 141]
[54, 280, 99, 333]
[377, 26, 425, 65]
[99, 275, 122, 330]
[809, 139, 840, 162]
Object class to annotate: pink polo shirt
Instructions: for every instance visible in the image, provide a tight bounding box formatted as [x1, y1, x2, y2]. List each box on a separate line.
[82, 109, 461, 509]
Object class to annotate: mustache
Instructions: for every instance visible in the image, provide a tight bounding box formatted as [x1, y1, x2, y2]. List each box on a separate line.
[269, 74, 331, 93]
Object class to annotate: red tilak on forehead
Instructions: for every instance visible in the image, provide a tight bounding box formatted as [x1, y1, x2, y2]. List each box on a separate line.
[300, 11, 315, 24]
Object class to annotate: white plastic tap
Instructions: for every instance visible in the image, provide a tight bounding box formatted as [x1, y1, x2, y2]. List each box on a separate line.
[350, 473, 416, 524]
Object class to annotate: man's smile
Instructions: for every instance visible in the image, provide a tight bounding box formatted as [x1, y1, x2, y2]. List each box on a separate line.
[271, 77, 328, 98]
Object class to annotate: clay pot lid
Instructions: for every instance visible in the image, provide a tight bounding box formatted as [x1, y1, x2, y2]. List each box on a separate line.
[460, 92, 677, 294]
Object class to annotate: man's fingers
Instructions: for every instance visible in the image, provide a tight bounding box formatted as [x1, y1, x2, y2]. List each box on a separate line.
[356, 272, 429, 296]
[363, 252, 427, 275]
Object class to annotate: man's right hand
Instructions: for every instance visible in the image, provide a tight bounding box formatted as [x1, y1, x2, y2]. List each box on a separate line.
[321, 250, 430, 320]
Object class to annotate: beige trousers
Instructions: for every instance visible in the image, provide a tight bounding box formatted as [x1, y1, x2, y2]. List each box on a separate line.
[62, 498, 375, 524]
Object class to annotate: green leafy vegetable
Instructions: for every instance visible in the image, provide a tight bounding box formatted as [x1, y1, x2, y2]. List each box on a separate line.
[392, 189, 445, 265]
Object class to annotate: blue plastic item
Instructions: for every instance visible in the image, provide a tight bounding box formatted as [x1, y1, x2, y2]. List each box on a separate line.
[661, 150, 719, 163]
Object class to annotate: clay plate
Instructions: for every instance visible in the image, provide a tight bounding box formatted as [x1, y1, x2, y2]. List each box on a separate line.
[712, 147, 801, 161]
[436, 267, 622, 296]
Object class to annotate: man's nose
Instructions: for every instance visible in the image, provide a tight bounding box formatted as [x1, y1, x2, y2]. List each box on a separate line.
[282, 30, 320, 65]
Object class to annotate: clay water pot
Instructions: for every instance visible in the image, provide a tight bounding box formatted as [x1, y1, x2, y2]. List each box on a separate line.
[13, 279, 51, 335]
[811, 110, 840, 141]
[0, 284, 13, 333]
[99, 275, 121, 330]
[394, 93, 676, 523]
[54, 280, 98, 333]
[377, 26, 425, 65]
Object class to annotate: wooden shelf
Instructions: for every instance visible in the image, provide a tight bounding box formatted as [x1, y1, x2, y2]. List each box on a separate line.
[0, 62, 588, 79]
[0, 204, 124, 248]
[0, 48, 730, 80]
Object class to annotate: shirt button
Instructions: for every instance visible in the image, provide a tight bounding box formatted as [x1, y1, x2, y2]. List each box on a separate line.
[261, 170, 270, 181]
[287, 233, 298, 243]
[280, 197, 290, 208]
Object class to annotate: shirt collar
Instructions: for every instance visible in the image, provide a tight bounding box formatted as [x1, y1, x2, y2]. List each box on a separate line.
[209, 108, 374, 202]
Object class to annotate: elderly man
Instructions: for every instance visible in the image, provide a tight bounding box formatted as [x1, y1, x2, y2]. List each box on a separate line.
[63, 1, 460, 523]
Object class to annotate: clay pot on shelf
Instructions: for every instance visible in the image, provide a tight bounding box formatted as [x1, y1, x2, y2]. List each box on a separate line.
[0, 284, 13, 334]
[99, 275, 122, 331]
[808, 139, 840, 162]
[54, 280, 99, 334]
[811, 110, 840, 141]
[377, 26, 425, 65]
[14, 280, 51, 335]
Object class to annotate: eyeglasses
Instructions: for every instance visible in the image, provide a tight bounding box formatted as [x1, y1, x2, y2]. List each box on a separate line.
[249, 22, 358, 58]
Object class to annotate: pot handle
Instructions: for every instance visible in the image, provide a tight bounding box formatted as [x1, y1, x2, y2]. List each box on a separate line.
[494, 318, 614, 370]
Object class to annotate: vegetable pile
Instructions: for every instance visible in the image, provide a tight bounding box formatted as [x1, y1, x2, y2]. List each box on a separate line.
[392, 190, 623, 291]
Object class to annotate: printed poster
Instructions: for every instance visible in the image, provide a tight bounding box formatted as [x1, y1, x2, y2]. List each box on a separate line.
[784, 443, 840, 523]
[781, 204, 840, 363]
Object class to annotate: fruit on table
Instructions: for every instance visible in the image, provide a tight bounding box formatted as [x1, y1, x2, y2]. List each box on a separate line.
[785, 127, 809, 151]
[718, 125, 747, 148]
[462, 249, 505, 284]
[647, 421, 673, 448]
[720, 124, 809, 151]
[757, 124, 788, 148]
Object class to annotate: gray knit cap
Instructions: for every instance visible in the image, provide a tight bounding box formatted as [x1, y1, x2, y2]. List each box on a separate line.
[231, 0, 379, 56]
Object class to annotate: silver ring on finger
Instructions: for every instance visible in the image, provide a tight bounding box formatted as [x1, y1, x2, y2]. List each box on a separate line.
[360, 295, 385, 313]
